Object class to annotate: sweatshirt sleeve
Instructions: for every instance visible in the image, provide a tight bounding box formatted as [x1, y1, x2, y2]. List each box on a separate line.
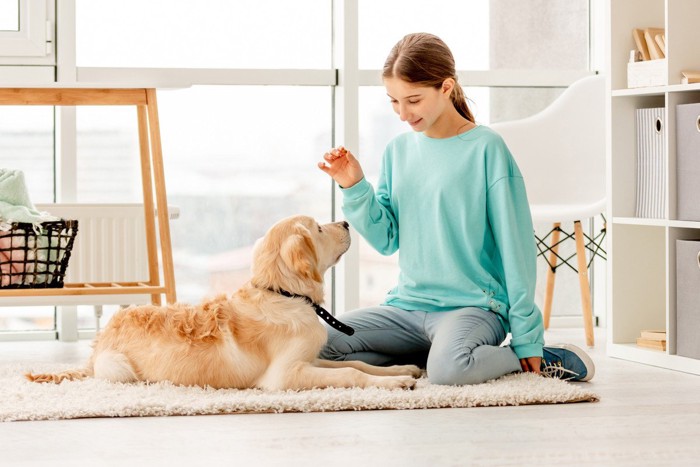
[340, 168, 399, 256]
[486, 175, 545, 359]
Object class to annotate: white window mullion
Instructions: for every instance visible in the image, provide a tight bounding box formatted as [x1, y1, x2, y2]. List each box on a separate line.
[55, 0, 77, 203]
[56, 0, 76, 83]
[55, 106, 77, 203]
[332, 0, 360, 315]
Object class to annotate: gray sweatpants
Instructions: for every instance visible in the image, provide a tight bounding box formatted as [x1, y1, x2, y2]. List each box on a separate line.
[320, 305, 522, 385]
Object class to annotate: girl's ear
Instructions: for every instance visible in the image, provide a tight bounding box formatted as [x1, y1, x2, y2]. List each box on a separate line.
[441, 78, 455, 96]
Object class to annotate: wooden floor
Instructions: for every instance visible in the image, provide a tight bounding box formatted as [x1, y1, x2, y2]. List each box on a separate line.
[1, 327, 699, 467]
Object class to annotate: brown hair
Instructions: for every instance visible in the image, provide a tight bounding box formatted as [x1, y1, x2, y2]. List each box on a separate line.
[382, 33, 474, 123]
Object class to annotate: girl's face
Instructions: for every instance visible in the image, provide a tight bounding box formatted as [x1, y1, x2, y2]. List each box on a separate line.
[384, 77, 453, 135]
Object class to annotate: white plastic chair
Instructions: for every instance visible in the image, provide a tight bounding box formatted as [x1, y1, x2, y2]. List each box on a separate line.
[490, 75, 606, 347]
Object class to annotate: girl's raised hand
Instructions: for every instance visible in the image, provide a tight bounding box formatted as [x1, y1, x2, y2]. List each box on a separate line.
[317, 146, 364, 189]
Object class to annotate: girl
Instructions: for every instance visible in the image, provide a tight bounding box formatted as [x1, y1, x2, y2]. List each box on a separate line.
[317, 33, 594, 385]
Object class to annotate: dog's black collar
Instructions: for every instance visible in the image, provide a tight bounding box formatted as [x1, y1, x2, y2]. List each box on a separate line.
[270, 288, 355, 336]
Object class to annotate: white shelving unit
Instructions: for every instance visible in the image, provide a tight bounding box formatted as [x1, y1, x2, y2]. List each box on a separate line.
[607, 0, 700, 374]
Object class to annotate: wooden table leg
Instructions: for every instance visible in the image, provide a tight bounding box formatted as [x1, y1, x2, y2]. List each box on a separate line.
[146, 89, 177, 304]
[137, 105, 161, 305]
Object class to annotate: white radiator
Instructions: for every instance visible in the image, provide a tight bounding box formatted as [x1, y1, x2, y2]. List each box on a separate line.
[38, 204, 147, 283]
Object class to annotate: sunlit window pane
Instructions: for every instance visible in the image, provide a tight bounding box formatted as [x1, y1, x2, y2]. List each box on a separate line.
[490, 0, 588, 70]
[359, 0, 588, 72]
[72, 87, 331, 306]
[0, 0, 19, 31]
[76, 0, 331, 68]
[76, 107, 141, 203]
[0, 106, 54, 204]
[358, 0, 490, 70]
[0, 306, 54, 332]
[157, 86, 332, 303]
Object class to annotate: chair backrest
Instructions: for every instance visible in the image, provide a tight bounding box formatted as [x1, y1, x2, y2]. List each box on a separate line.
[490, 75, 606, 207]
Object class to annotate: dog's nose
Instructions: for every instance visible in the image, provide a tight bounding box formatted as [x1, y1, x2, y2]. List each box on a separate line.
[341, 221, 349, 230]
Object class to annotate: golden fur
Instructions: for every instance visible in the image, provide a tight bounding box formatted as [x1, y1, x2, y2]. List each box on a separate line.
[26, 215, 421, 390]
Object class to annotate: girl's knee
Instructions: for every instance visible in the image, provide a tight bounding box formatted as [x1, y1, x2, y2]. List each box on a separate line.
[427, 363, 490, 386]
[427, 351, 490, 386]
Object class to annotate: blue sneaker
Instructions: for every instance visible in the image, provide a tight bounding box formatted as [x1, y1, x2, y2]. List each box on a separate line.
[541, 344, 595, 382]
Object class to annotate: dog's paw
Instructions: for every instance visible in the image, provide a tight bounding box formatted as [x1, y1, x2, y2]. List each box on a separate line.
[387, 364, 423, 378]
[378, 375, 417, 390]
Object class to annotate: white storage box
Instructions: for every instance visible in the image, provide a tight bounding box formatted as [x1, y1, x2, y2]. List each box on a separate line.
[676, 103, 700, 221]
[635, 107, 666, 218]
[627, 59, 667, 88]
[676, 239, 700, 360]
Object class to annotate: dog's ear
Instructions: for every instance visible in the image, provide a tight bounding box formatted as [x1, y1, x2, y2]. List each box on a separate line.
[280, 224, 322, 283]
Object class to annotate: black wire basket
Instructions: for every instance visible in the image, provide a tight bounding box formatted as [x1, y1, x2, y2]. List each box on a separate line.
[0, 219, 79, 289]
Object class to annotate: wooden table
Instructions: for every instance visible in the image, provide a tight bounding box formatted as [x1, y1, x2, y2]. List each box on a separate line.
[0, 88, 176, 305]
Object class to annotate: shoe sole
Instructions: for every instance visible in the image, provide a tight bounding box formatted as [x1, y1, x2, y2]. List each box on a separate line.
[545, 343, 595, 382]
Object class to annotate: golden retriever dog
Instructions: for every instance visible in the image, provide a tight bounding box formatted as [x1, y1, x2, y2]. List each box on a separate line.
[26, 215, 421, 391]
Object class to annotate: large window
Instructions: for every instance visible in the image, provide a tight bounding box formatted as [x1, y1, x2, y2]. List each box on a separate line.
[0, 0, 596, 338]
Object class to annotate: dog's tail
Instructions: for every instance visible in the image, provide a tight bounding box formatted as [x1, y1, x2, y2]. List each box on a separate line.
[25, 368, 93, 384]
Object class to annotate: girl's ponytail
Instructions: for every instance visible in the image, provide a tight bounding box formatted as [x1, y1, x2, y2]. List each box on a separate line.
[450, 80, 475, 123]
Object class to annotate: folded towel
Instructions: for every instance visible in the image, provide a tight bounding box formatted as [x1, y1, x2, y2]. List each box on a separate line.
[0, 169, 58, 229]
[0, 169, 36, 208]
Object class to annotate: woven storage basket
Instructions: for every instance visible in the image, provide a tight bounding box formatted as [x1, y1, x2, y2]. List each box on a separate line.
[0, 219, 79, 289]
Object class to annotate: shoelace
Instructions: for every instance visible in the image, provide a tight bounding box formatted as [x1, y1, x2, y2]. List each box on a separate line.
[540, 361, 580, 381]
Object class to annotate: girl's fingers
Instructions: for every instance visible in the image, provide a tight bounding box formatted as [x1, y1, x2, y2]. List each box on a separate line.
[327, 147, 350, 160]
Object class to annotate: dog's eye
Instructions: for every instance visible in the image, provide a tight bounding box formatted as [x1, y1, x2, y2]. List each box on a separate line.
[317, 225, 323, 233]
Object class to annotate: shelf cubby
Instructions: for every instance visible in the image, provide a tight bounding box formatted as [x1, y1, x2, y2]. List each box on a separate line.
[608, 0, 700, 374]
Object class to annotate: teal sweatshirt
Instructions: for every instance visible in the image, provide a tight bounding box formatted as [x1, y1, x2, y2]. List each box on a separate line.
[341, 125, 544, 359]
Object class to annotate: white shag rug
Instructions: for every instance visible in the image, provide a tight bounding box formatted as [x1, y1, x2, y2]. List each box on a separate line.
[0, 363, 598, 422]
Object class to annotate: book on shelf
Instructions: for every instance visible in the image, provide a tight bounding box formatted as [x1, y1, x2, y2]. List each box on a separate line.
[640, 330, 666, 341]
[631, 27, 665, 61]
[636, 337, 666, 351]
[644, 28, 665, 59]
[632, 28, 651, 61]
[681, 70, 700, 85]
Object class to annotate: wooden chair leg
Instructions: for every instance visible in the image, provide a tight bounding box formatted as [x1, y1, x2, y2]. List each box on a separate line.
[542, 223, 561, 329]
[574, 221, 595, 347]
